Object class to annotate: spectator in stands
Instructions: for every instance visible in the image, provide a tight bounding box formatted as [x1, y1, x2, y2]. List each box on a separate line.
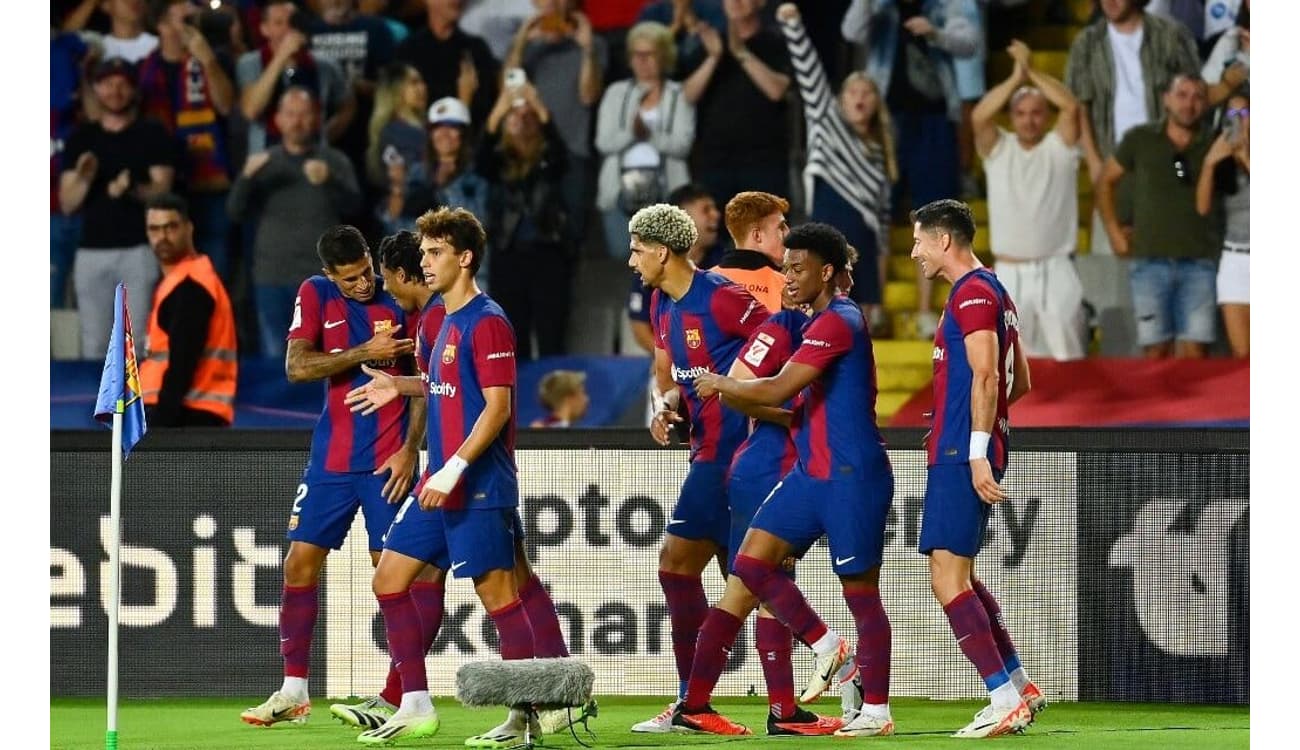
[479, 81, 571, 359]
[1196, 93, 1248, 358]
[684, 0, 792, 208]
[1097, 74, 1221, 359]
[530, 369, 589, 427]
[1064, 0, 1199, 255]
[236, 0, 351, 154]
[306, 0, 397, 189]
[139, 192, 238, 427]
[139, 0, 237, 280]
[367, 62, 428, 192]
[777, 3, 896, 332]
[101, 0, 159, 63]
[715, 190, 789, 313]
[502, 0, 608, 246]
[595, 21, 696, 260]
[379, 97, 490, 261]
[841, 0, 979, 339]
[638, 0, 727, 72]
[227, 86, 361, 357]
[396, 0, 499, 138]
[584, 0, 647, 83]
[60, 57, 177, 360]
[52, 12, 91, 308]
[1201, 0, 1247, 106]
[974, 39, 1087, 361]
[951, 0, 986, 199]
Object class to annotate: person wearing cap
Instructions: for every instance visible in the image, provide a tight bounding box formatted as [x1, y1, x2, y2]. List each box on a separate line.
[530, 369, 589, 427]
[60, 56, 178, 360]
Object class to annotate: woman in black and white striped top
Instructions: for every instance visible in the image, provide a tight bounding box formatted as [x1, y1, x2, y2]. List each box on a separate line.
[777, 2, 897, 327]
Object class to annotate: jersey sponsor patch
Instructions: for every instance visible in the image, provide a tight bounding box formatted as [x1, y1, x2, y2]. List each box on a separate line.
[743, 338, 772, 367]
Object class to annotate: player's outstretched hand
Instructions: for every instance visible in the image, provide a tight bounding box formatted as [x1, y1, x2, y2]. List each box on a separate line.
[970, 458, 1007, 504]
[649, 407, 682, 446]
[345, 364, 400, 415]
[374, 447, 418, 503]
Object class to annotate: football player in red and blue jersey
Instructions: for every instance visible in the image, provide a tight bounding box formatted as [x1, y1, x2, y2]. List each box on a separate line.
[695, 223, 896, 738]
[624, 203, 770, 735]
[340, 209, 536, 745]
[241, 225, 423, 728]
[344, 228, 584, 743]
[909, 199, 1043, 738]
[676, 249, 869, 737]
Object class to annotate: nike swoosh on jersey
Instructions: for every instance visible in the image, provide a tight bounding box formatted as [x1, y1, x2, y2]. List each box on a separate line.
[324, 319, 346, 329]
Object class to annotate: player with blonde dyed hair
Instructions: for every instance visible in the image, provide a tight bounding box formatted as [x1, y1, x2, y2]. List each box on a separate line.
[625, 203, 771, 734]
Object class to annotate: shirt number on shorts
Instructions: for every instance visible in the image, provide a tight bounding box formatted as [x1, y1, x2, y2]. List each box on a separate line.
[292, 483, 308, 514]
[393, 496, 415, 525]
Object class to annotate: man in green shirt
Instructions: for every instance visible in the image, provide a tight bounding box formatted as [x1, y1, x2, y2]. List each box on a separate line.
[1097, 73, 1223, 359]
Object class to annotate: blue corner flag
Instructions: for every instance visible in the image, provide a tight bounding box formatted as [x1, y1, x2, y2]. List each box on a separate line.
[93, 283, 148, 457]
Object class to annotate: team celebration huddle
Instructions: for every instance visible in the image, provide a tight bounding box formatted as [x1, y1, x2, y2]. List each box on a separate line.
[235, 187, 1040, 744]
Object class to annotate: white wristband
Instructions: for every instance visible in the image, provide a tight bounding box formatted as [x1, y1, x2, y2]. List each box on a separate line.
[445, 455, 469, 475]
[427, 455, 469, 494]
[969, 431, 991, 461]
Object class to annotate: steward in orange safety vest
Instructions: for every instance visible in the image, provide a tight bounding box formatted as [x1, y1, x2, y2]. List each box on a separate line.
[139, 194, 237, 426]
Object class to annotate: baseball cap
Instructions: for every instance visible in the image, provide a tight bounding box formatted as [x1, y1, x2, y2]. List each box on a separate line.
[427, 97, 471, 128]
[92, 57, 136, 86]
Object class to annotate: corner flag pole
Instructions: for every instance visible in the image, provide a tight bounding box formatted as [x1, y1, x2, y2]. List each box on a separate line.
[106, 406, 124, 750]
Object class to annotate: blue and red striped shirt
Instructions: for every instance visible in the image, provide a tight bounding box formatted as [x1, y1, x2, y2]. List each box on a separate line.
[729, 309, 806, 481]
[927, 269, 1019, 471]
[651, 270, 769, 463]
[424, 293, 518, 510]
[415, 293, 446, 377]
[789, 296, 887, 480]
[289, 276, 413, 473]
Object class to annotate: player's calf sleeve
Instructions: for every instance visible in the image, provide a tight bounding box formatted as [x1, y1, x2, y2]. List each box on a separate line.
[279, 584, 318, 678]
[377, 591, 428, 693]
[844, 584, 891, 705]
[683, 608, 743, 711]
[755, 617, 795, 719]
[944, 589, 1011, 691]
[489, 598, 536, 660]
[519, 575, 570, 658]
[658, 571, 709, 689]
[409, 581, 446, 655]
[732, 555, 828, 646]
[971, 578, 1021, 673]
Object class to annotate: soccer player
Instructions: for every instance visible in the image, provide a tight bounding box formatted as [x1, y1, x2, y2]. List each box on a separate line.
[695, 222, 897, 738]
[340, 208, 535, 746]
[348, 229, 586, 743]
[240, 225, 425, 728]
[908, 199, 1044, 738]
[624, 203, 770, 734]
[673, 245, 866, 737]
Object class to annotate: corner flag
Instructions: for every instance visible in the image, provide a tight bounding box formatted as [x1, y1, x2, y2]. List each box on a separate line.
[93, 283, 147, 457]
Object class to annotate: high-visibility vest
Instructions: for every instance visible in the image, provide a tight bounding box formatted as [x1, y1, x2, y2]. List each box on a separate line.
[714, 263, 786, 313]
[140, 253, 238, 424]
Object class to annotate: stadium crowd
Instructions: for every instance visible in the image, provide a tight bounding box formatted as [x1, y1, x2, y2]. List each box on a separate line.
[52, 0, 1250, 371]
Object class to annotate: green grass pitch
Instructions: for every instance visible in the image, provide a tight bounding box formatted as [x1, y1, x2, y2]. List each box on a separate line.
[52, 696, 1247, 749]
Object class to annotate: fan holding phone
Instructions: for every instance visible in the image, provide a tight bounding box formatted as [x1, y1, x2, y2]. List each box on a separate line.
[1195, 92, 1250, 358]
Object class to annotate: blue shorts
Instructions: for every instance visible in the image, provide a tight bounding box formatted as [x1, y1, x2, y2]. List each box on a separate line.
[383, 500, 522, 579]
[727, 467, 785, 573]
[286, 464, 400, 551]
[667, 460, 730, 550]
[748, 464, 893, 576]
[1129, 257, 1218, 346]
[917, 463, 1001, 558]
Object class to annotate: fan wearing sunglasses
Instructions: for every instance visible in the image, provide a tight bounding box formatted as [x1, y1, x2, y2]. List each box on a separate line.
[1096, 73, 1223, 359]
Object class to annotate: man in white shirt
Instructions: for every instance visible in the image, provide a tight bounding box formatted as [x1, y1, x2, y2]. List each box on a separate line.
[974, 39, 1087, 360]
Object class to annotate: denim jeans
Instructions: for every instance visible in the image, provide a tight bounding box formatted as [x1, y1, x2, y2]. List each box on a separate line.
[1129, 257, 1218, 346]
